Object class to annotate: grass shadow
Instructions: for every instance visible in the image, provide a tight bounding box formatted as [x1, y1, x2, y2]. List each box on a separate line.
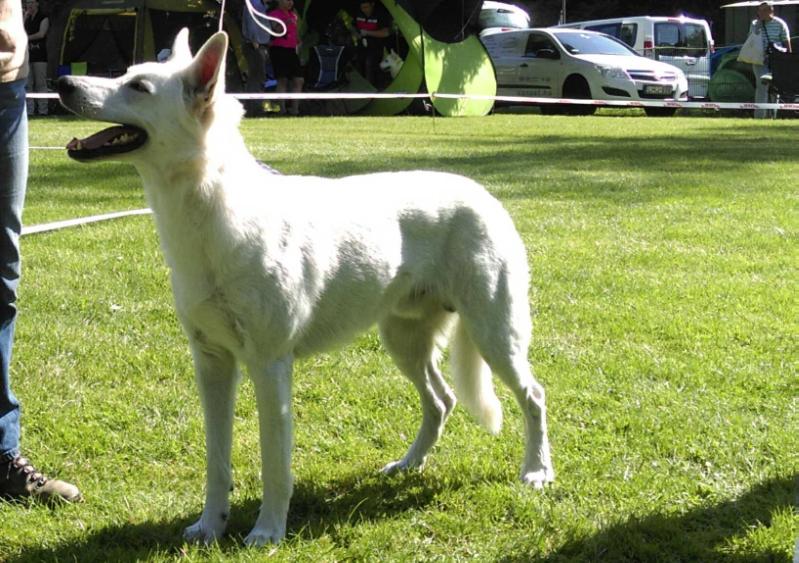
[7, 468, 455, 562]
[522, 474, 797, 562]
[8, 472, 795, 561]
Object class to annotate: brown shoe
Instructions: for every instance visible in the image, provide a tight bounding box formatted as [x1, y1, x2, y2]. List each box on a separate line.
[0, 455, 82, 503]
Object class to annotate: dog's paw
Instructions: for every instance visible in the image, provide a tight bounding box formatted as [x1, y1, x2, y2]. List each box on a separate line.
[521, 468, 555, 489]
[381, 457, 425, 475]
[244, 525, 285, 547]
[184, 517, 226, 545]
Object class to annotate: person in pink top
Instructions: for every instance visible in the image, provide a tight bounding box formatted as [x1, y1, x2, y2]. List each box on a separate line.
[267, 0, 303, 116]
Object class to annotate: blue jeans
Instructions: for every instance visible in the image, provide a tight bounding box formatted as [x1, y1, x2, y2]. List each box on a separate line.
[0, 79, 28, 459]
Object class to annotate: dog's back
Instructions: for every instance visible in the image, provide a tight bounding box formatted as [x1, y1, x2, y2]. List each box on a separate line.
[167, 167, 529, 365]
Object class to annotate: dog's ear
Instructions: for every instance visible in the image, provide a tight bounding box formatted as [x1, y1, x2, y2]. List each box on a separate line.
[184, 31, 228, 107]
[170, 28, 192, 62]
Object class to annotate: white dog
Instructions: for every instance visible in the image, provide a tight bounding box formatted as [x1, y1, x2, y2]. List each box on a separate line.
[379, 49, 403, 78]
[57, 29, 553, 546]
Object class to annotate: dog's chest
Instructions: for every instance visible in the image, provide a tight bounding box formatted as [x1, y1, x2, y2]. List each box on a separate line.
[180, 281, 250, 354]
[166, 238, 260, 356]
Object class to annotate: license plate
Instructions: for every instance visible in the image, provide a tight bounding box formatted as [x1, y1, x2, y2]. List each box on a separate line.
[644, 84, 673, 96]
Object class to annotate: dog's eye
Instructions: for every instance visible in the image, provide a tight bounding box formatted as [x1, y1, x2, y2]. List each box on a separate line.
[128, 80, 153, 94]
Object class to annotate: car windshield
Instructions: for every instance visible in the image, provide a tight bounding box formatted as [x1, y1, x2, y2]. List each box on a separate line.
[552, 31, 638, 56]
[479, 8, 530, 29]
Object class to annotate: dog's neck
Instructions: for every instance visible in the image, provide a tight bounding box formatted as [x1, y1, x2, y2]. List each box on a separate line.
[136, 127, 255, 269]
[137, 97, 249, 210]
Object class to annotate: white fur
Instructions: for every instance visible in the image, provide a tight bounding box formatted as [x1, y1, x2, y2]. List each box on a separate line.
[379, 49, 403, 78]
[58, 28, 554, 546]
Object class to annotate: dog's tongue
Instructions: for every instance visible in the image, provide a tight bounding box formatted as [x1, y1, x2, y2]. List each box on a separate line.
[66, 126, 130, 151]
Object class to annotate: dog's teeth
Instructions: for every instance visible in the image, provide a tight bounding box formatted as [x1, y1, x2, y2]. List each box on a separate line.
[109, 133, 134, 146]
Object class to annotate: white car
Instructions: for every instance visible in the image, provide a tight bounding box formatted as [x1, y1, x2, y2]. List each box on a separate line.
[556, 16, 714, 99]
[481, 28, 689, 116]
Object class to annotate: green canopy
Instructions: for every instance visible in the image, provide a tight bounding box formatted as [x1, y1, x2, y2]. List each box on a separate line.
[54, 0, 248, 88]
[305, 0, 496, 117]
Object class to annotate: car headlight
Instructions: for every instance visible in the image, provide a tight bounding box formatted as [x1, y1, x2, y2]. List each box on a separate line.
[596, 65, 629, 80]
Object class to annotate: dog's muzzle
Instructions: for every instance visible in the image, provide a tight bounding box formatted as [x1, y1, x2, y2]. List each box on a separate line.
[57, 77, 149, 162]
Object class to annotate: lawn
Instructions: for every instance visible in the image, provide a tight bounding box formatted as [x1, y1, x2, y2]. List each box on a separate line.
[0, 113, 796, 562]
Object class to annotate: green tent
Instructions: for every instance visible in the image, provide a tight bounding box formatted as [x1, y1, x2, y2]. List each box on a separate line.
[303, 0, 496, 117]
[53, 0, 248, 88]
[54, 0, 496, 116]
[708, 50, 755, 103]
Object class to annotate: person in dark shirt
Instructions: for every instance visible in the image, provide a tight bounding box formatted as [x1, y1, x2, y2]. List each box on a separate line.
[354, 0, 390, 87]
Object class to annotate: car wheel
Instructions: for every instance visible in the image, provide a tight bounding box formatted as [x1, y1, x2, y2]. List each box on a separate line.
[644, 107, 678, 117]
[562, 76, 596, 116]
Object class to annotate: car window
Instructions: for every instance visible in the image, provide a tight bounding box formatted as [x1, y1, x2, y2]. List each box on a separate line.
[586, 23, 620, 37]
[553, 31, 638, 56]
[620, 24, 637, 47]
[482, 32, 528, 58]
[524, 34, 559, 57]
[654, 22, 708, 57]
[585, 23, 638, 48]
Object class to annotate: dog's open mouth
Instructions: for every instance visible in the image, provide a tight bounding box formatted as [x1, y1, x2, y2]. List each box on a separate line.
[66, 125, 147, 161]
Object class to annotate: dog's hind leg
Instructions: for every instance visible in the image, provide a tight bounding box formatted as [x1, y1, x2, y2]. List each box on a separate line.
[184, 341, 240, 545]
[446, 244, 554, 486]
[456, 309, 554, 488]
[379, 311, 455, 474]
[244, 355, 294, 546]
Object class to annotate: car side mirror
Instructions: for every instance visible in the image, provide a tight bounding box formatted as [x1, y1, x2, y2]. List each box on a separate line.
[536, 48, 559, 60]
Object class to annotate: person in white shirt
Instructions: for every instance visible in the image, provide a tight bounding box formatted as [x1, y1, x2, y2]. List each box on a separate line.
[749, 1, 791, 118]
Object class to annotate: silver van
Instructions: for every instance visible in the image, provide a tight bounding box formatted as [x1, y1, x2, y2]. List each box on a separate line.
[557, 15, 714, 99]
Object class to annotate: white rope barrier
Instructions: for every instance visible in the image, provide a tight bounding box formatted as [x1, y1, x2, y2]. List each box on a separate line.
[25, 91, 798, 111]
[22, 208, 152, 236]
[20, 88, 793, 236]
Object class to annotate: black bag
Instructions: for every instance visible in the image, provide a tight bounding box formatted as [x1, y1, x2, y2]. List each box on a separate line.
[763, 22, 788, 69]
[767, 42, 788, 56]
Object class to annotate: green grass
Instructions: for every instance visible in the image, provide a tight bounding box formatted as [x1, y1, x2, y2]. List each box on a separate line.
[1, 113, 796, 562]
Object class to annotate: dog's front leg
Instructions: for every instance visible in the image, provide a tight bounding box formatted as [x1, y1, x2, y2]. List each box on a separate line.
[184, 343, 239, 545]
[244, 355, 294, 546]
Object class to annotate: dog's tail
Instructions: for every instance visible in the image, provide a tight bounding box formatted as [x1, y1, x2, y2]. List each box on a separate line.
[450, 318, 503, 435]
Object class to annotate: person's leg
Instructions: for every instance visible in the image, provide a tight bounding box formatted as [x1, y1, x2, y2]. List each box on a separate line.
[0, 79, 27, 462]
[289, 76, 303, 115]
[32, 62, 48, 116]
[753, 64, 770, 119]
[275, 77, 288, 114]
[270, 47, 288, 114]
[242, 43, 267, 116]
[0, 79, 81, 503]
[364, 49, 377, 86]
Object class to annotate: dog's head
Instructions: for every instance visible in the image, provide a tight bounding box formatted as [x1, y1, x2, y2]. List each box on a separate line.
[379, 50, 403, 78]
[58, 29, 239, 164]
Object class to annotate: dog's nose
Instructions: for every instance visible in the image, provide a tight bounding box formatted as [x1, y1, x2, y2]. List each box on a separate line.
[56, 76, 77, 97]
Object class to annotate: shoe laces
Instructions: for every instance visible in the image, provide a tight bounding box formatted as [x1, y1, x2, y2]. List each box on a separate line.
[8, 456, 48, 487]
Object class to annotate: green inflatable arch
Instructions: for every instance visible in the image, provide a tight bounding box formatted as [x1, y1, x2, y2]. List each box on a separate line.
[304, 0, 496, 117]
